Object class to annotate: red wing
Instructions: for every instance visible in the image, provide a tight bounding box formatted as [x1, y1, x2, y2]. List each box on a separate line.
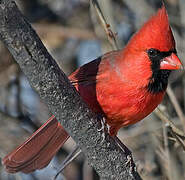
[69, 51, 120, 85]
[69, 56, 101, 84]
[68, 52, 119, 114]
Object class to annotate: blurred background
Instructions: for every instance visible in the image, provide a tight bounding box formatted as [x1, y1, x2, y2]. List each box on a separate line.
[0, 0, 185, 179]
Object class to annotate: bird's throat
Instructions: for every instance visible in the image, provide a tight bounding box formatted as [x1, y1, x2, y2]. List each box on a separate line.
[147, 70, 171, 93]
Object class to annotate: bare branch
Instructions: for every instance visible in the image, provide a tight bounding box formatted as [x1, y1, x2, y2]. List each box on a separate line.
[155, 107, 185, 137]
[91, 0, 119, 50]
[167, 85, 185, 131]
[0, 1, 141, 179]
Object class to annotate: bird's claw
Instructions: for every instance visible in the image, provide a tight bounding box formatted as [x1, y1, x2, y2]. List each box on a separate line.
[97, 116, 106, 132]
[97, 116, 110, 143]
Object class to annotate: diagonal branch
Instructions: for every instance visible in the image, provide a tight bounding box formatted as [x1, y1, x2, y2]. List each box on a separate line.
[0, 1, 141, 179]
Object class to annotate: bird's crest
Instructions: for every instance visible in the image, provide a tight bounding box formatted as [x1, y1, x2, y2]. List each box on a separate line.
[127, 5, 175, 52]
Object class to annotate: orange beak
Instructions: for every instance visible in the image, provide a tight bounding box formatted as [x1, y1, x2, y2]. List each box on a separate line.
[160, 53, 183, 70]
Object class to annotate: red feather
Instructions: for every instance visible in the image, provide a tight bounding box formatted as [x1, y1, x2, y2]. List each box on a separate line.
[3, 116, 69, 173]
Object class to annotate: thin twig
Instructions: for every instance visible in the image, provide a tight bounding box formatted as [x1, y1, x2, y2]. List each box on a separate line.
[155, 107, 185, 137]
[169, 127, 185, 151]
[167, 85, 185, 131]
[90, 0, 119, 50]
[162, 123, 172, 180]
[54, 145, 81, 180]
[154, 107, 185, 150]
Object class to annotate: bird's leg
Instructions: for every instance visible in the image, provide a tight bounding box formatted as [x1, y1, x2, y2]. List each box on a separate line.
[97, 115, 111, 143]
[54, 145, 81, 180]
[97, 115, 106, 132]
[97, 114, 111, 134]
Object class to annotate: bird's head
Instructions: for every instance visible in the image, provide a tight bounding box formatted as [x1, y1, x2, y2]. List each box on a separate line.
[123, 5, 182, 93]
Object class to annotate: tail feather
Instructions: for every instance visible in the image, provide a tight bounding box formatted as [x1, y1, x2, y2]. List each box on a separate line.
[2, 115, 70, 173]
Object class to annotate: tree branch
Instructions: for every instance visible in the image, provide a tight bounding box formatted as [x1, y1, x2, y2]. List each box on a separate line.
[0, 1, 141, 179]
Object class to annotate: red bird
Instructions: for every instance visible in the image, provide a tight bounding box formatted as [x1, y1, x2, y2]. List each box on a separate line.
[3, 6, 182, 173]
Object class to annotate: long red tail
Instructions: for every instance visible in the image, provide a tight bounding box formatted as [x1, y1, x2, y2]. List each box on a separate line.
[2, 115, 70, 173]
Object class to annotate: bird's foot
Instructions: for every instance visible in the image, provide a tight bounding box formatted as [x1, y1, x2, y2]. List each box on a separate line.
[97, 115, 110, 143]
[97, 116, 106, 131]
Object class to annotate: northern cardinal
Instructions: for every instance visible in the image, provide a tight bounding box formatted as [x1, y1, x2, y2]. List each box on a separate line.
[3, 5, 182, 173]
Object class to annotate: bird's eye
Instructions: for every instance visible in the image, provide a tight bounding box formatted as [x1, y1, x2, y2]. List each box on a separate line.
[147, 48, 159, 57]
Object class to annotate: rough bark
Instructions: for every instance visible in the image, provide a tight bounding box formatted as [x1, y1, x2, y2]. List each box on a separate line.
[0, 1, 141, 179]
